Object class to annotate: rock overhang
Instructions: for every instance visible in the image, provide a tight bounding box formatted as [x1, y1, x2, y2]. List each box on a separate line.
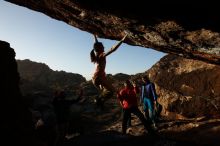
[5, 0, 220, 65]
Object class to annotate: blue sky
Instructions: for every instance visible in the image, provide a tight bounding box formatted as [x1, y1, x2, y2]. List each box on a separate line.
[0, 1, 166, 80]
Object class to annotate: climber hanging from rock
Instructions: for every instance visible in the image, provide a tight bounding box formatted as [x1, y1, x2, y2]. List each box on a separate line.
[90, 33, 128, 109]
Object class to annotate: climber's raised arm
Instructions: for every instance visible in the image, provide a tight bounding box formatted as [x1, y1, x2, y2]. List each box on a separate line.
[104, 33, 128, 57]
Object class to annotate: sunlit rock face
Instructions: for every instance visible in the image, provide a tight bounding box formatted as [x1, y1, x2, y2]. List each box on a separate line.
[5, 0, 220, 65]
[148, 54, 220, 119]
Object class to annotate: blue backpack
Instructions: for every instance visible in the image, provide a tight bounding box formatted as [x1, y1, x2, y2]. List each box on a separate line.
[141, 82, 162, 118]
[141, 82, 157, 101]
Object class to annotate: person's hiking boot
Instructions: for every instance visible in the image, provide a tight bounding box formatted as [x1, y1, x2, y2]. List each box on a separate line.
[126, 127, 132, 134]
[151, 123, 158, 131]
[143, 122, 158, 136]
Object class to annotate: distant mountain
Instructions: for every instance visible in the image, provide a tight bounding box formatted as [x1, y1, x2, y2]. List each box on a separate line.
[17, 59, 86, 95]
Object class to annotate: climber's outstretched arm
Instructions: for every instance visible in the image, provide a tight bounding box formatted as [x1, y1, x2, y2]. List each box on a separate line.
[105, 33, 128, 57]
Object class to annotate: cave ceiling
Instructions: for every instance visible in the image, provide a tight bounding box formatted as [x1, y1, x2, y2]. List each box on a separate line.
[5, 0, 220, 65]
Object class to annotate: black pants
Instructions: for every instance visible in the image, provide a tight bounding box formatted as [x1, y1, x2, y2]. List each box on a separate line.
[122, 106, 153, 134]
[122, 109, 131, 127]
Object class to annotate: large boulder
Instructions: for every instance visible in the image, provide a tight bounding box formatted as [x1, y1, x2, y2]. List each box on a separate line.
[148, 54, 220, 118]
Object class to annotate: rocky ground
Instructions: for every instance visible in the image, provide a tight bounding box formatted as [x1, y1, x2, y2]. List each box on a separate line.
[63, 97, 220, 146]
